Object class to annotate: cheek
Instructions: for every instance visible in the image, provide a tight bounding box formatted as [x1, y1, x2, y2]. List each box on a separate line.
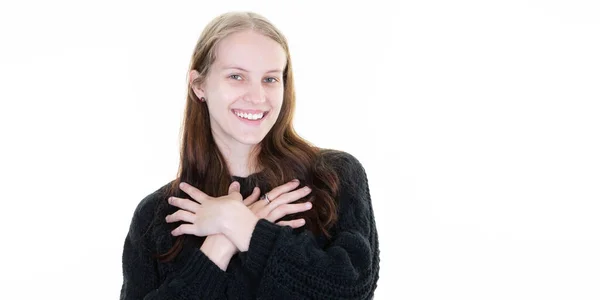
[268, 88, 285, 105]
[212, 85, 242, 106]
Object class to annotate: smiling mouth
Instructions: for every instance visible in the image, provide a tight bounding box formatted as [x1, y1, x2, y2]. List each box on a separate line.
[232, 109, 268, 121]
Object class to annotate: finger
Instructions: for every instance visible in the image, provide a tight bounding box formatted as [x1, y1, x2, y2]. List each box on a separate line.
[165, 210, 196, 223]
[266, 179, 301, 201]
[179, 182, 209, 203]
[243, 187, 261, 206]
[267, 202, 312, 222]
[171, 224, 196, 236]
[247, 198, 267, 216]
[276, 218, 306, 228]
[272, 185, 312, 205]
[168, 196, 201, 212]
[228, 181, 240, 195]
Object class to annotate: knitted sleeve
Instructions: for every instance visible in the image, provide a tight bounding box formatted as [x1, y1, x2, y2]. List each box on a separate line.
[240, 151, 381, 299]
[119, 187, 237, 300]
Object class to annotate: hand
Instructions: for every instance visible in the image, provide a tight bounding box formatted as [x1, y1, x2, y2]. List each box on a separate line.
[166, 181, 242, 237]
[201, 181, 244, 260]
[244, 179, 313, 228]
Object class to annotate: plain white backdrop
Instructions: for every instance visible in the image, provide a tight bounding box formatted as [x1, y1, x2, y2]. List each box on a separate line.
[0, 0, 599, 299]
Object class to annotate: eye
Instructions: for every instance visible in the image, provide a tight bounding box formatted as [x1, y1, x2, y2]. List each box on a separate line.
[229, 74, 242, 80]
[264, 77, 279, 83]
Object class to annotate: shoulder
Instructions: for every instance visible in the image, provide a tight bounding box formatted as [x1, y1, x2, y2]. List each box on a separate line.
[317, 149, 375, 232]
[316, 148, 371, 207]
[127, 181, 174, 241]
[317, 148, 369, 183]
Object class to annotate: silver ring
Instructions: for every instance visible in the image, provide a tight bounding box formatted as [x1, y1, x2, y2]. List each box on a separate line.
[263, 193, 271, 204]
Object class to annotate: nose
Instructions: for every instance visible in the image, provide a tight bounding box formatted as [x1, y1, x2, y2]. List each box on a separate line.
[244, 81, 266, 104]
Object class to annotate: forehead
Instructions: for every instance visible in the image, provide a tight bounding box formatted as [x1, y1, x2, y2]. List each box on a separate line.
[213, 30, 287, 72]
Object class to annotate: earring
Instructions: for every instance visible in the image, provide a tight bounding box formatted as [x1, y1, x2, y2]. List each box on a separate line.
[200, 97, 206, 102]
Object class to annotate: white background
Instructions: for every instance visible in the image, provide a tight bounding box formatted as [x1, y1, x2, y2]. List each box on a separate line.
[0, 0, 599, 299]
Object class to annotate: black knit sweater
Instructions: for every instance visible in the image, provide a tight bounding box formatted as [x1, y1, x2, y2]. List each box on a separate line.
[120, 150, 380, 299]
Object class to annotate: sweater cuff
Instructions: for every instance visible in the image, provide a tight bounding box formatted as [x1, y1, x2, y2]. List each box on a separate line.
[242, 218, 281, 277]
[168, 247, 228, 298]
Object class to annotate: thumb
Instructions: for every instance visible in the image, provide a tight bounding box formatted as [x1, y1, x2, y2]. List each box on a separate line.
[228, 181, 240, 194]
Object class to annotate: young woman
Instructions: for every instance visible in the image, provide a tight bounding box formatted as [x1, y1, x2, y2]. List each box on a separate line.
[120, 11, 380, 300]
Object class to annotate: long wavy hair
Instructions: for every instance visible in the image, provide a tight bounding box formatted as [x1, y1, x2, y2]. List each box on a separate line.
[155, 11, 340, 263]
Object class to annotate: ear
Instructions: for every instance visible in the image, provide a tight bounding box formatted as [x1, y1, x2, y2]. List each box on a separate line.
[189, 70, 205, 100]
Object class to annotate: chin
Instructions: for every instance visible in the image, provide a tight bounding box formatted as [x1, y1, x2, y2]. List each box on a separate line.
[235, 134, 267, 146]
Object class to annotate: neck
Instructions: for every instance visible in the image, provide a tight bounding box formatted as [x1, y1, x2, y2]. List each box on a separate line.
[213, 134, 261, 178]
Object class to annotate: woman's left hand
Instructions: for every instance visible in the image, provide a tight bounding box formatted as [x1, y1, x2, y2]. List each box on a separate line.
[246, 179, 313, 227]
[165, 181, 243, 237]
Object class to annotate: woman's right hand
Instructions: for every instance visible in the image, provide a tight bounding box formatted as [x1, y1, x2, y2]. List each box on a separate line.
[242, 179, 313, 228]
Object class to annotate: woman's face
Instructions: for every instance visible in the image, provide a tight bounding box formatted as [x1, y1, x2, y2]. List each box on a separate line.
[191, 30, 287, 149]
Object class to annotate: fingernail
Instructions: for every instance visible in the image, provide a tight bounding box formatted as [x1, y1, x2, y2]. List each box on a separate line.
[292, 179, 300, 183]
[305, 202, 312, 208]
[179, 182, 186, 189]
[304, 186, 311, 191]
[299, 219, 305, 224]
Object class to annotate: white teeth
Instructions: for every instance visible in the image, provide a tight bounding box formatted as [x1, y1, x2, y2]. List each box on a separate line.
[235, 111, 264, 120]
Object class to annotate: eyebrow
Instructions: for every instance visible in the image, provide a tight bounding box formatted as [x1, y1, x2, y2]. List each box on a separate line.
[222, 66, 283, 74]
